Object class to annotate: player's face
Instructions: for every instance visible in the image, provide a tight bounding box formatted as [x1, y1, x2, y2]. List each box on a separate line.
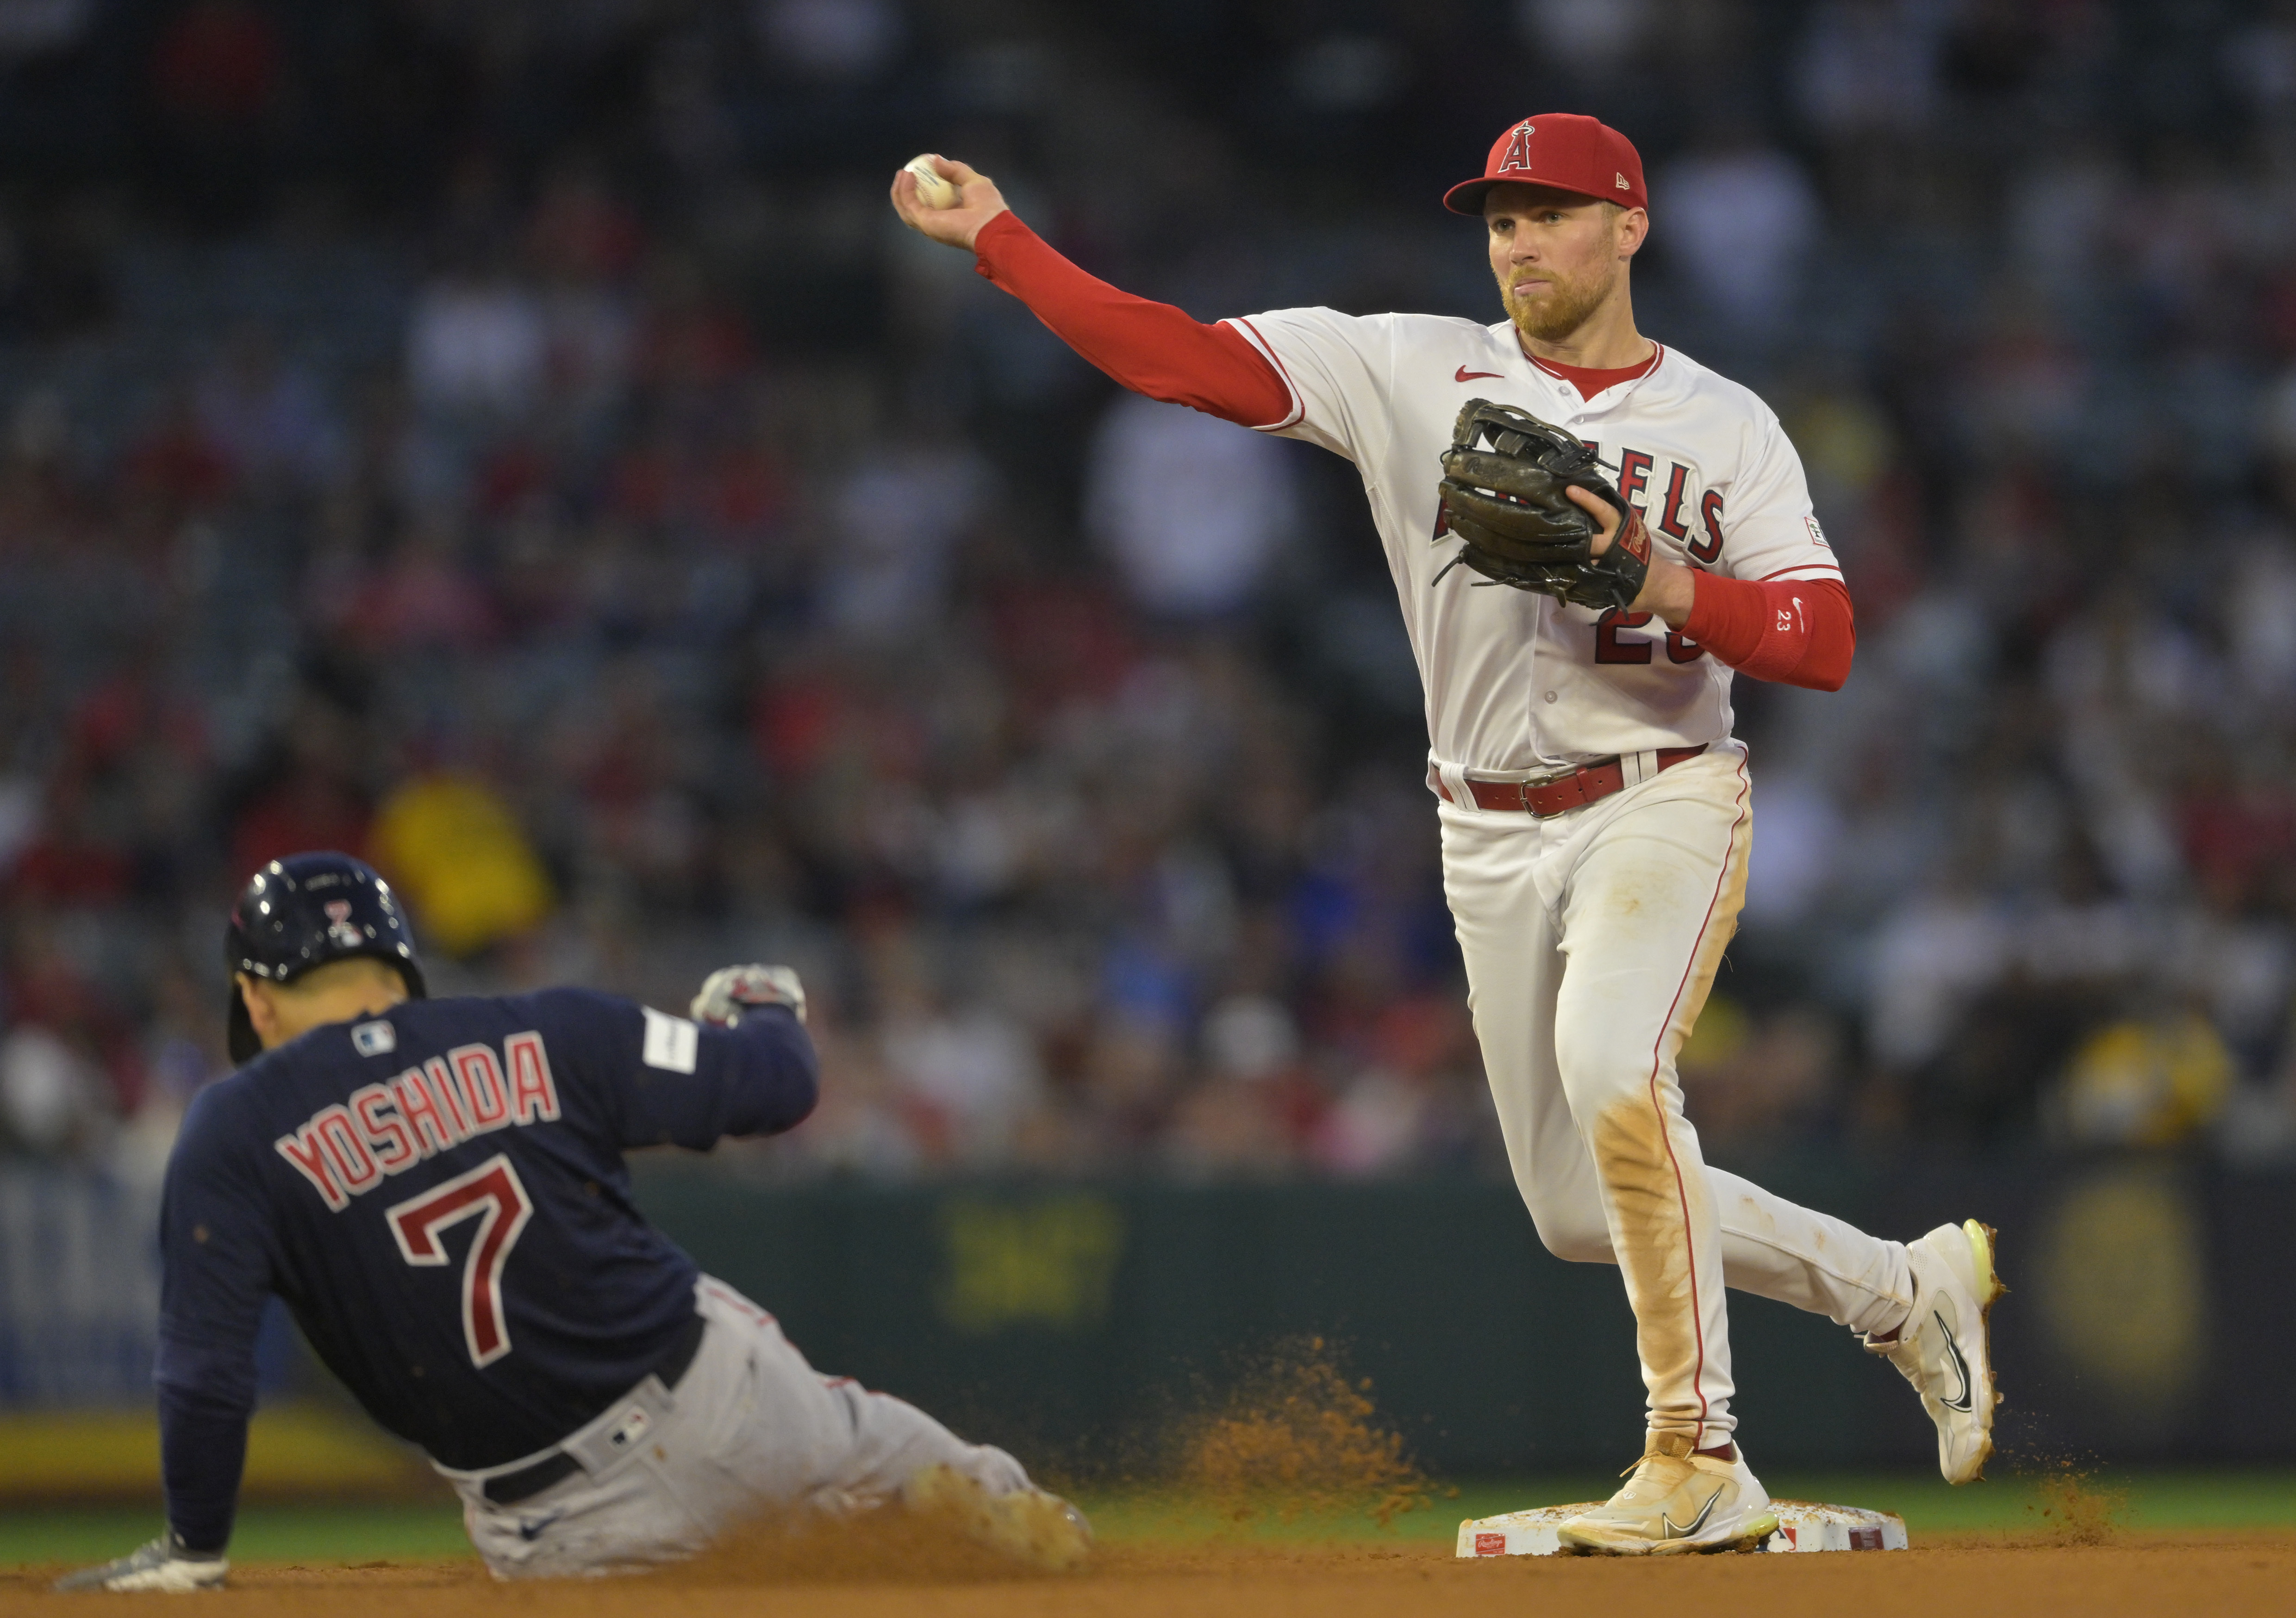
[1484, 186, 1643, 343]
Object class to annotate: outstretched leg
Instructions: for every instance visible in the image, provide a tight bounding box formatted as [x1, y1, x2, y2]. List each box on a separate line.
[1706, 1169, 1911, 1338]
[453, 1279, 1069, 1578]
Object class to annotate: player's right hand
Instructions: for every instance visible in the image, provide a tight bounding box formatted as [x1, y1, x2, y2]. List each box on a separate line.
[54, 1534, 228, 1593]
[889, 155, 1009, 251]
[692, 964, 808, 1028]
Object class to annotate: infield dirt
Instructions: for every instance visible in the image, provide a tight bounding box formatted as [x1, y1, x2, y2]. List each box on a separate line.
[8, 1533, 2294, 1618]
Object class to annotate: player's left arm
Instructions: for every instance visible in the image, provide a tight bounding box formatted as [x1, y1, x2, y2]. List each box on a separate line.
[1570, 425, 1854, 692]
[58, 1091, 274, 1589]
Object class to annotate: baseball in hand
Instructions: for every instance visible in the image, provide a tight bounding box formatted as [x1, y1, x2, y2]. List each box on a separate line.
[904, 155, 960, 209]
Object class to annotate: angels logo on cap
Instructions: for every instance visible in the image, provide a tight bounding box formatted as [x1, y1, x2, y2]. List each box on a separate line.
[1443, 113, 1647, 216]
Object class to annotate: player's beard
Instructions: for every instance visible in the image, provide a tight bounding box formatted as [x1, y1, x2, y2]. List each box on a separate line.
[1500, 258, 1622, 345]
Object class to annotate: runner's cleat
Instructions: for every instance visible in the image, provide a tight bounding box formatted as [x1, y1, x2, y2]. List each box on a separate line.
[54, 1534, 228, 1592]
[901, 1463, 1094, 1571]
[1867, 1219, 2006, 1484]
[1554, 1436, 1779, 1556]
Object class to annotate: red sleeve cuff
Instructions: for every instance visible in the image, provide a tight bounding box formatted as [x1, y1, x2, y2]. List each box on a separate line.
[1684, 574, 1854, 691]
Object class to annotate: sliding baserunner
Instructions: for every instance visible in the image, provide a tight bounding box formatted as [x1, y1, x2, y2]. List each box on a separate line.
[61, 851, 1086, 1590]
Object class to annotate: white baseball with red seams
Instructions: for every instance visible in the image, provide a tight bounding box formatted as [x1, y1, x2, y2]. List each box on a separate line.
[1227, 310, 1907, 1449]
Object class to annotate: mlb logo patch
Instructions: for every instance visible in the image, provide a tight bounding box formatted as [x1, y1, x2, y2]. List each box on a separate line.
[351, 1021, 397, 1057]
[607, 1405, 652, 1450]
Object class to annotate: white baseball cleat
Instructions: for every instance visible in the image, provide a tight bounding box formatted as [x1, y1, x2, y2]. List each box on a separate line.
[1553, 1436, 1779, 1556]
[901, 1463, 1093, 1572]
[1866, 1219, 2006, 1484]
[53, 1534, 229, 1592]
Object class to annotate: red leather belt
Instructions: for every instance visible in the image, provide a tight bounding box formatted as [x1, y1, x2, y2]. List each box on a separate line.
[1432, 744, 1709, 819]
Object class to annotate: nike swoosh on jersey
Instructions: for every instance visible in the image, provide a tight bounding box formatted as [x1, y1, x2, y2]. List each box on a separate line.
[1455, 366, 1504, 382]
[1662, 1484, 1726, 1540]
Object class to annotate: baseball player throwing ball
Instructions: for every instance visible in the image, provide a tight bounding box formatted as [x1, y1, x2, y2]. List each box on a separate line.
[893, 117, 2004, 1554]
[59, 852, 1087, 1591]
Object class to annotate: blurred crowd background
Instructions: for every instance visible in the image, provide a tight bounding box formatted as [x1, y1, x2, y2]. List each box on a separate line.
[2, 0, 2294, 1183]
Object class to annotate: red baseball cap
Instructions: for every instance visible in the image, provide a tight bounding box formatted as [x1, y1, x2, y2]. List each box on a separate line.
[1442, 114, 1647, 216]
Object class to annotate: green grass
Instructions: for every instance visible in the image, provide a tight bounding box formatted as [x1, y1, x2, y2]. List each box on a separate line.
[6, 1469, 2293, 1572]
[0, 1504, 474, 1570]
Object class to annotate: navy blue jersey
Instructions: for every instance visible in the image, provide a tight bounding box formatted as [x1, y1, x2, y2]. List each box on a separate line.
[154, 989, 816, 1477]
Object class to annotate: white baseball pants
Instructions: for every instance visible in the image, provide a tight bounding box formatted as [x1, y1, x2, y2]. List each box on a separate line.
[1437, 742, 1914, 1451]
[441, 1276, 1030, 1578]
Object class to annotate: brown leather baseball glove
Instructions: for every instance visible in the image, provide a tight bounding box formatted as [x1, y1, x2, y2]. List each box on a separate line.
[1435, 398, 1652, 612]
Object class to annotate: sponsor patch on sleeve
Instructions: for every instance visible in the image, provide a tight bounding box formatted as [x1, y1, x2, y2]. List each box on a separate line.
[1804, 514, 1831, 548]
[642, 1007, 699, 1074]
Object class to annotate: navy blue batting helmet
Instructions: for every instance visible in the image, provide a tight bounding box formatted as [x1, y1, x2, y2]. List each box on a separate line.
[225, 852, 427, 1064]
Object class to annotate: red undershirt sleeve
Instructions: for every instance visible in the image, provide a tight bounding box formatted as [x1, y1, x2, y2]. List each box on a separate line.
[972, 211, 1292, 429]
[1683, 575, 1855, 691]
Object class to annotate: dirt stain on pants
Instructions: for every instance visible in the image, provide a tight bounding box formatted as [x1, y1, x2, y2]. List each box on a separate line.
[1592, 1094, 1709, 1442]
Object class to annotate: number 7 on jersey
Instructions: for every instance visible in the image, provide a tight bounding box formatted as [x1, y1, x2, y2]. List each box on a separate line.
[386, 1154, 533, 1368]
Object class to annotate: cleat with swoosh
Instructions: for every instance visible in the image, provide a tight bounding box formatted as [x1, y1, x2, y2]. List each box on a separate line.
[1554, 1437, 1778, 1556]
[1866, 1220, 2006, 1484]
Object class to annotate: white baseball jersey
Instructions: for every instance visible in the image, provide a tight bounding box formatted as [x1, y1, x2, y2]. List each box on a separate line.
[1225, 312, 1841, 774]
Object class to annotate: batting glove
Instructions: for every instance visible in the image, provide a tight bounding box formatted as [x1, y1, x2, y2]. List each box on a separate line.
[692, 964, 807, 1028]
[55, 1533, 228, 1592]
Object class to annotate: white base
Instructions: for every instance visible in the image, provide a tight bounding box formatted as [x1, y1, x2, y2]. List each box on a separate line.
[1457, 1499, 1909, 1556]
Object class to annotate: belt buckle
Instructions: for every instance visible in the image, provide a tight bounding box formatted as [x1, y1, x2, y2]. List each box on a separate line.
[1515, 765, 1572, 807]
[1526, 759, 1607, 819]
[1528, 771, 1579, 819]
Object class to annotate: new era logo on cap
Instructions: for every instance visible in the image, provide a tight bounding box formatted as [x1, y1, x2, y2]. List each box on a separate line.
[1616, 173, 1629, 189]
